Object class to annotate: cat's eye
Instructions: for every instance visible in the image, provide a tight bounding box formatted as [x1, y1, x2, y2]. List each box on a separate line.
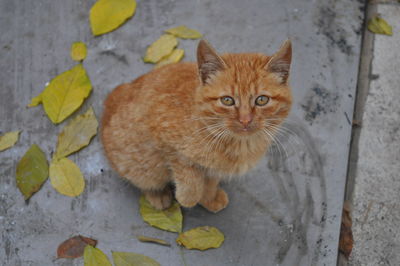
[220, 96, 235, 106]
[255, 95, 270, 106]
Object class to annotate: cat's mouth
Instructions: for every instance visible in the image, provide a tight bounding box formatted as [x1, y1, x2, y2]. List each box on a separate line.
[230, 124, 259, 135]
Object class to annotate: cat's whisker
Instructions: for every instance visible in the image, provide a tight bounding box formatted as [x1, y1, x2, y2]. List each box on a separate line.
[194, 125, 225, 164]
[193, 123, 225, 147]
[204, 126, 230, 166]
[191, 123, 222, 136]
[267, 128, 290, 159]
[190, 122, 227, 143]
[270, 128, 300, 156]
[265, 122, 299, 140]
[202, 128, 223, 165]
[264, 122, 301, 154]
[217, 129, 230, 152]
[261, 129, 282, 159]
[262, 128, 288, 160]
[211, 128, 227, 153]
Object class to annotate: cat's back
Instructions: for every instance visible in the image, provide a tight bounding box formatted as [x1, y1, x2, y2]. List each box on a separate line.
[102, 62, 199, 130]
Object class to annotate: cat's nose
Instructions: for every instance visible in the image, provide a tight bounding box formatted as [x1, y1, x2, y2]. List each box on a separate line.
[239, 114, 253, 128]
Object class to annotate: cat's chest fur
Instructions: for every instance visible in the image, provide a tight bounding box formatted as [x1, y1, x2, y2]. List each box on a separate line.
[174, 126, 269, 176]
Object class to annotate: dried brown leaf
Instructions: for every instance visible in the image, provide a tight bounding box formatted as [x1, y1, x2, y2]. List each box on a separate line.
[339, 202, 353, 259]
[57, 235, 97, 258]
[137, 235, 171, 246]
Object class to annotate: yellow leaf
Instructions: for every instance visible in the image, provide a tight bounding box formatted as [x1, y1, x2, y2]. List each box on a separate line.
[165, 25, 202, 39]
[137, 235, 170, 246]
[16, 144, 48, 200]
[90, 0, 137, 36]
[143, 34, 178, 63]
[139, 195, 182, 233]
[367, 16, 393, 36]
[71, 42, 87, 61]
[84, 246, 112, 266]
[50, 158, 85, 197]
[176, 226, 224, 250]
[155, 49, 185, 69]
[0, 131, 20, 151]
[112, 251, 160, 266]
[28, 64, 92, 124]
[55, 107, 98, 160]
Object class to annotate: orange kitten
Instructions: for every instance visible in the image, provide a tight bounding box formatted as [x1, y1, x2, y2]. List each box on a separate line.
[101, 40, 292, 212]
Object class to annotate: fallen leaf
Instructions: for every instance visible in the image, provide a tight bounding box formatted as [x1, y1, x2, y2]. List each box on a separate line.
[113, 251, 160, 266]
[137, 235, 171, 246]
[339, 202, 353, 259]
[28, 64, 92, 124]
[143, 34, 178, 63]
[71, 42, 87, 61]
[0, 131, 20, 151]
[50, 157, 85, 197]
[84, 245, 112, 266]
[57, 235, 97, 258]
[16, 144, 48, 200]
[176, 226, 224, 250]
[367, 16, 393, 36]
[155, 49, 185, 69]
[139, 195, 182, 233]
[165, 25, 202, 39]
[90, 0, 137, 36]
[54, 107, 98, 160]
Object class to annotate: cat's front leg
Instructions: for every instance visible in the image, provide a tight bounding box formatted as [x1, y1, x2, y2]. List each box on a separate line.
[171, 161, 205, 208]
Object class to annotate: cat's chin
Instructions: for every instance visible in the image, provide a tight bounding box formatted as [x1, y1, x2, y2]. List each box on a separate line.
[230, 127, 259, 137]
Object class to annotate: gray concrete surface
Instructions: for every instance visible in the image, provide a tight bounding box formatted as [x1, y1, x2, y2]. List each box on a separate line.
[348, 2, 400, 265]
[0, 0, 365, 265]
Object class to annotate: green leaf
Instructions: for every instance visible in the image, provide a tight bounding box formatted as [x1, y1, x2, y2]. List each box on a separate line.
[137, 235, 171, 246]
[0, 131, 20, 152]
[367, 16, 393, 36]
[16, 144, 48, 200]
[143, 34, 178, 63]
[90, 0, 137, 36]
[165, 25, 202, 39]
[176, 226, 224, 250]
[139, 195, 182, 233]
[71, 42, 87, 61]
[54, 107, 98, 159]
[50, 158, 85, 197]
[28, 64, 92, 124]
[112, 251, 160, 266]
[155, 49, 185, 69]
[84, 245, 112, 266]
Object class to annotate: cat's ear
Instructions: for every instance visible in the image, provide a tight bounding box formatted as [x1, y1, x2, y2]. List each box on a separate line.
[197, 40, 226, 85]
[265, 40, 292, 84]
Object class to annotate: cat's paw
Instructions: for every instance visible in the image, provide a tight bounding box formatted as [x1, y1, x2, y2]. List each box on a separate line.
[200, 188, 229, 213]
[175, 184, 203, 208]
[175, 193, 199, 208]
[144, 188, 173, 210]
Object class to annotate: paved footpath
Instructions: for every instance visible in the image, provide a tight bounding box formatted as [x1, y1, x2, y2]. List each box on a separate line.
[0, 0, 365, 265]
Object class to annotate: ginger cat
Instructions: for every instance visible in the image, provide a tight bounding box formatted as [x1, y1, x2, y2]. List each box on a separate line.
[101, 40, 292, 213]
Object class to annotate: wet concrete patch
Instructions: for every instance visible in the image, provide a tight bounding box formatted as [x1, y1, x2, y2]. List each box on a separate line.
[301, 86, 340, 124]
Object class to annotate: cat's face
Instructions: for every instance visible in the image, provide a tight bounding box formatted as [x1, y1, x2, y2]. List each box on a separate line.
[195, 40, 292, 137]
